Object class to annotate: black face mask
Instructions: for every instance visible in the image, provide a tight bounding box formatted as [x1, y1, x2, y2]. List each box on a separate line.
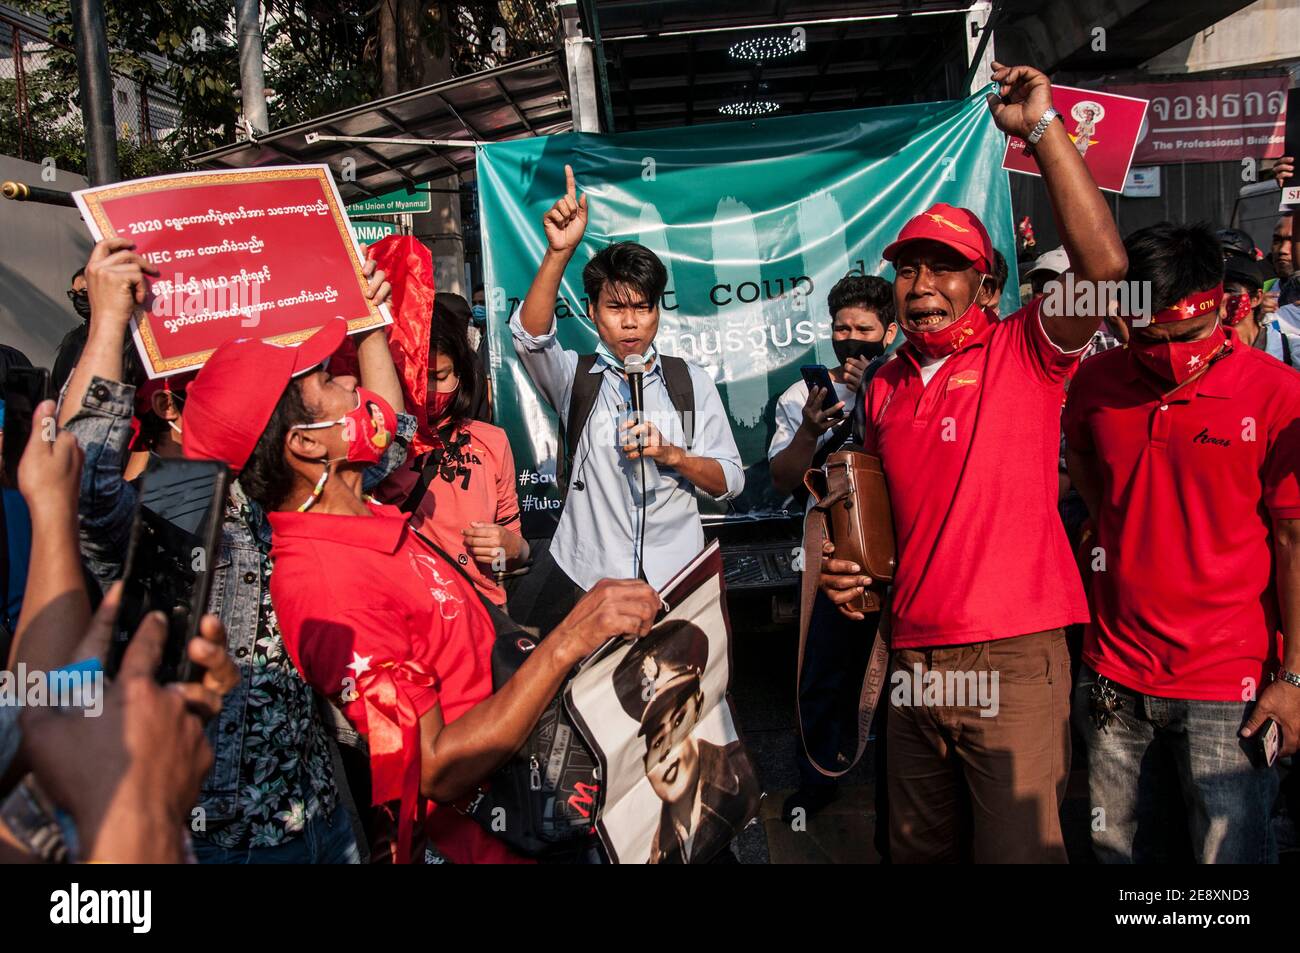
[833, 337, 886, 364]
[69, 289, 92, 320]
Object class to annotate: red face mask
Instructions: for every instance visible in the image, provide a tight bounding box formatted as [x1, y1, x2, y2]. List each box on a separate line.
[907, 279, 996, 361]
[294, 386, 396, 465]
[1130, 325, 1229, 386]
[1222, 292, 1253, 327]
[427, 387, 457, 424]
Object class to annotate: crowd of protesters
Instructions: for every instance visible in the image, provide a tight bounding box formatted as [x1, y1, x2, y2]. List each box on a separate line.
[1, 61, 1299, 865]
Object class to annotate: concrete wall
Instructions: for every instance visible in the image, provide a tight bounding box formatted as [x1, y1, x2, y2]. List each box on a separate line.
[1145, 0, 1300, 73]
[0, 156, 93, 367]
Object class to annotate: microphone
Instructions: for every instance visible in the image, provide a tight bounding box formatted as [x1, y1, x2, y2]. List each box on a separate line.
[624, 353, 646, 447]
[624, 353, 646, 419]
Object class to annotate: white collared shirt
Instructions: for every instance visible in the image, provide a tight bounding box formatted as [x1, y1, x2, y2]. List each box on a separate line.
[510, 312, 744, 590]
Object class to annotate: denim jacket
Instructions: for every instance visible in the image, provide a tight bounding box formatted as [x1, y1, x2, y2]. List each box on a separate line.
[65, 376, 415, 829]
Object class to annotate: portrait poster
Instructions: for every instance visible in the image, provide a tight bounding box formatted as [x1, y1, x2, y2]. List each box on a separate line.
[564, 541, 761, 863]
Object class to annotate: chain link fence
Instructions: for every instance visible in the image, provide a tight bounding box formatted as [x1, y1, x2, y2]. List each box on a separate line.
[1, 11, 179, 170]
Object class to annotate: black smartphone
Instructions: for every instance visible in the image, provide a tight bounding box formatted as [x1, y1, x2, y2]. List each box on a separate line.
[2, 366, 52, 481]
[800, 364, 842, 413]
[108, 457, 229, 683]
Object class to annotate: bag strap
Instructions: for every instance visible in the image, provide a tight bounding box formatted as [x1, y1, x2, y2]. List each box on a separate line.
[408, 524, 527, 640]
[659, 355, 695, 448]
[1284, 330, 1295, 369]
[559, 354, 603, 496]
[398, 422, 460, 514]
[795, 502, 890, 778]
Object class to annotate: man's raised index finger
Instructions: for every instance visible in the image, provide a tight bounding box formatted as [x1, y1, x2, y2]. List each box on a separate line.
[564, 163, 576, 200]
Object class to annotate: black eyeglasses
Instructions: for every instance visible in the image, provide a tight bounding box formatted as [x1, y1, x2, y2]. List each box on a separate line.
[66, 289, 87, 302]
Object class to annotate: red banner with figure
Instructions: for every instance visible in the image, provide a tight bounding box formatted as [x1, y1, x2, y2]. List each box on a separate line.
[1002, 85, 1149, 193]
[1105, 76, 1288, 165]
[74, 164, 391, 379]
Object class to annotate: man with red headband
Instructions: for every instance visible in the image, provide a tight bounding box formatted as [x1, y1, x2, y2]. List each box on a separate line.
[817, 63, 1127, 862]
[1063, 222, 1300, 863]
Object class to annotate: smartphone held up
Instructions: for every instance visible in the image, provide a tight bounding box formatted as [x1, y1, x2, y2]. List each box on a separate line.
[109, 457, 229, 683]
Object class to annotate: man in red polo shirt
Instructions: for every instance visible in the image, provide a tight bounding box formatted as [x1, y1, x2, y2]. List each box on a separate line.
[1064, 222, 1300, 863]
[817, 63, 1127, 862]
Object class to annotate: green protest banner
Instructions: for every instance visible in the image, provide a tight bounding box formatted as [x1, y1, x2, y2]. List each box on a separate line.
[478, 86, 1019, 533]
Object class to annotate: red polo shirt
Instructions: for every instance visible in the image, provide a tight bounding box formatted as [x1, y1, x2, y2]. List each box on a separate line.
[1063, 340, 1300, 700]
[268, 501, 526, 864]
[861, 298, 1090, 647]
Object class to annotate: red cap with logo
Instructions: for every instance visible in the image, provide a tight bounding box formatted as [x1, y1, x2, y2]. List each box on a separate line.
[882, 203, 994, 273]
[182, 319, 347, 472]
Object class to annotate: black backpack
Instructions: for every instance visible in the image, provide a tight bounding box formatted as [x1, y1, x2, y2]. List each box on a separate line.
[558, 353, 695, 495]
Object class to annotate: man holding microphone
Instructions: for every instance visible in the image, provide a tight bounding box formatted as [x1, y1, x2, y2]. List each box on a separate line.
[509, 166, 743, 632]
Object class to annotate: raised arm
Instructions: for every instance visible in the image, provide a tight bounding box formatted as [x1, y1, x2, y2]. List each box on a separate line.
[987, 63, 1127, 351]
[6, 402, 89, 674]
[519, 164, 588, 337]
[354, 257, 405, 414]
[58, 239, 156, 428]
[418, 579, 658, 801]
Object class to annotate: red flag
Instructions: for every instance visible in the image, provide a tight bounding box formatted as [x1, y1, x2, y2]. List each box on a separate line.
[332, 235, 436, 454]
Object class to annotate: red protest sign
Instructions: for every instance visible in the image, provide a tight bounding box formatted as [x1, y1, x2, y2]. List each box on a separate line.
[73, 165, 389, 379]
[1001, 86, 1148, 194]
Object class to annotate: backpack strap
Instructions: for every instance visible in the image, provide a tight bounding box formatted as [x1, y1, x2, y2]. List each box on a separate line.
[658, 355, 696, 449]
[1284, 330, 1295, 369]
[559, 354, 603, 496]
[399, 422, 460, 514]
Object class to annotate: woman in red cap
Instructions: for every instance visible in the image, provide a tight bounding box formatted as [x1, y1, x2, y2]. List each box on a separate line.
[184, 322, 661, 862]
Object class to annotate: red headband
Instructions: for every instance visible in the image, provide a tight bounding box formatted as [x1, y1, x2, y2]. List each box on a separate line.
[1127, 285, 1223, 326]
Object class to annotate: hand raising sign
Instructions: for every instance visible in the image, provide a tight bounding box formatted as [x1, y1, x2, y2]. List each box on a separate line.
[543, 164, 588, 255]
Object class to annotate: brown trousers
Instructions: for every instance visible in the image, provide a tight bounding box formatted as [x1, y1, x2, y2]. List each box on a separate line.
[886, 628, 1071, 863]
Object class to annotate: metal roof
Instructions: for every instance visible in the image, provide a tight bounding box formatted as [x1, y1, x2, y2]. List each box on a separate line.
[187, 53, 572, 200]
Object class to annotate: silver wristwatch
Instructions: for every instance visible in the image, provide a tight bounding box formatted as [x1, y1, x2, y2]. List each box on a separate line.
[1022, 106, 1059, 156]
[1277, 668, 1300, 690]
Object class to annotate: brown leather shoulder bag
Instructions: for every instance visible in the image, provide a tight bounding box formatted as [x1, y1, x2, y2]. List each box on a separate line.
[797, 447, 897, 777]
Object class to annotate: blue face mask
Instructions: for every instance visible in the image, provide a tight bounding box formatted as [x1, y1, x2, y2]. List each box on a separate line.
[471, 304, 486, 326]
[595, 339, 657, 370]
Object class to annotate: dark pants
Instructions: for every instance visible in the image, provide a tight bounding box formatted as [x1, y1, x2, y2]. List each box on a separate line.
[1074, 665, 1278, 864]
[505, 541, 585, 636]
[887, 629, 1071, 863]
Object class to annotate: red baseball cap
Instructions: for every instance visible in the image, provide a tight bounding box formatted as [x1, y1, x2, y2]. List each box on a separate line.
[882, 203, 993, 273]
[182, 319, 347, 472]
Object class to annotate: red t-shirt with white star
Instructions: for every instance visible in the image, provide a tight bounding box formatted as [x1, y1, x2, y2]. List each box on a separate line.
[269, 501, 526, 864]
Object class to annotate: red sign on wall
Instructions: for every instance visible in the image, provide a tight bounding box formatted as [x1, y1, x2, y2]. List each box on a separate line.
[1002, 85, 1149, 193]
[1105, 77, 1288, 165]
[74, 165, 390, 378]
